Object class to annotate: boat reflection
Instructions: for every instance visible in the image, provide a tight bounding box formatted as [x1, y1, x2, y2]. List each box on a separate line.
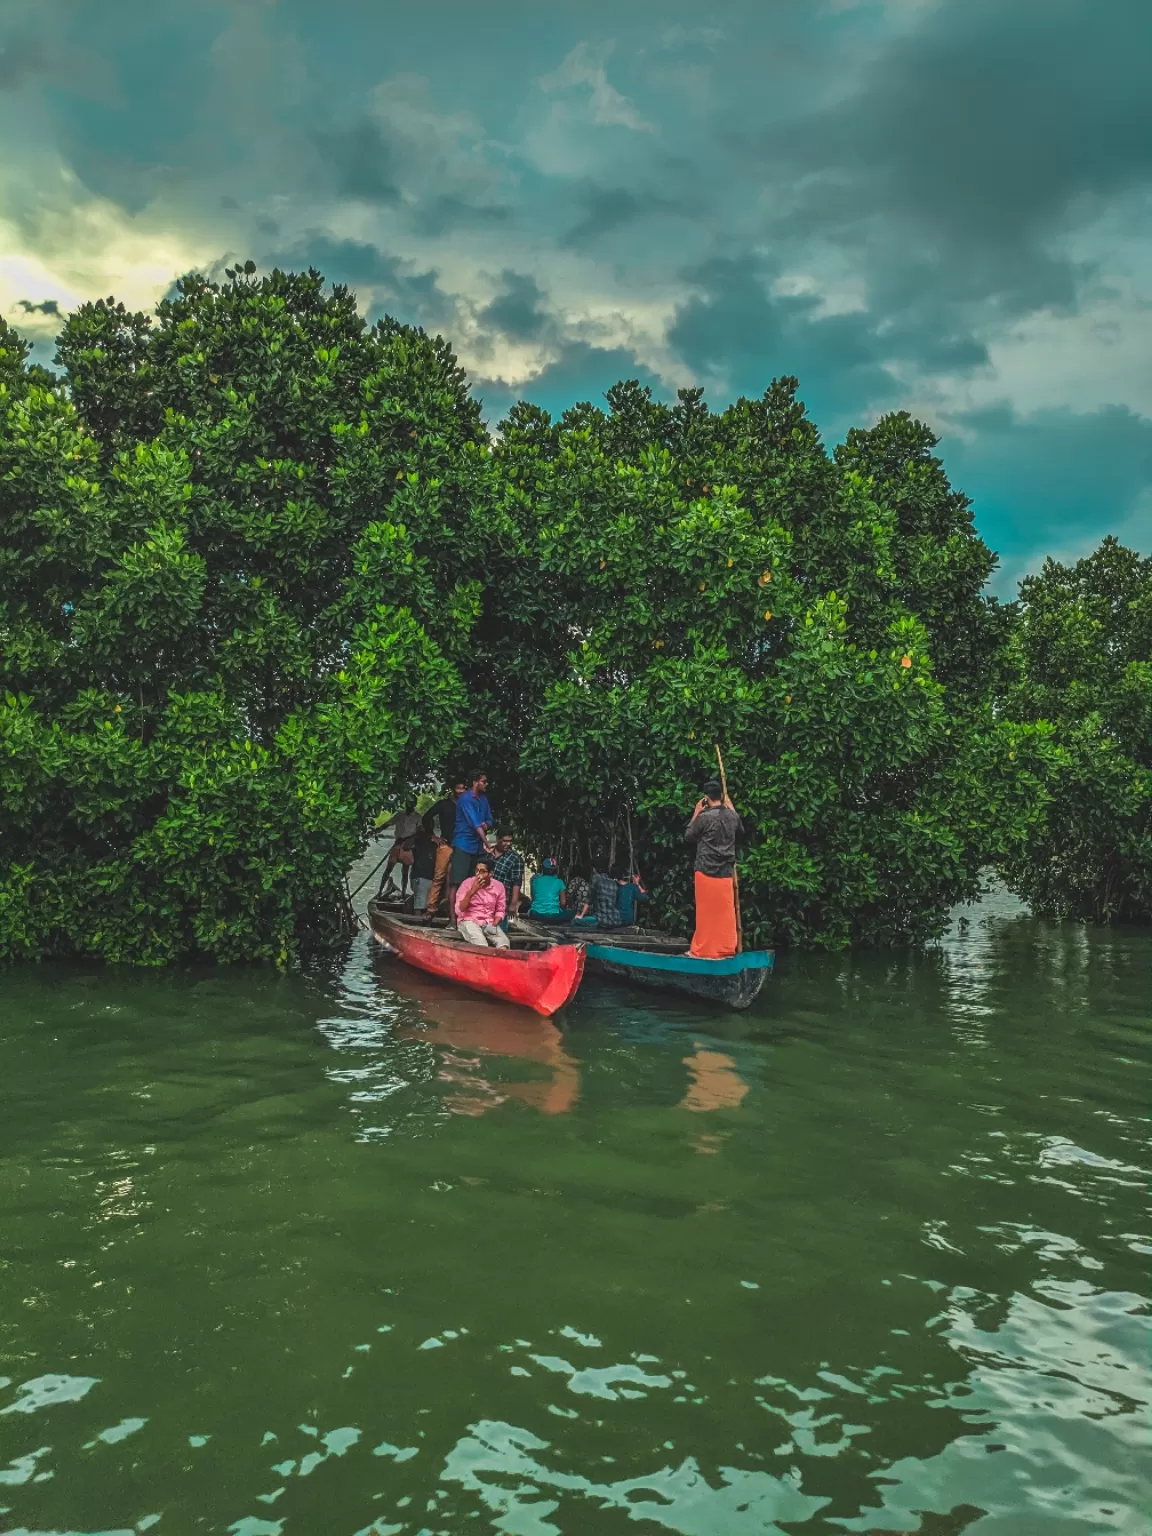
[371, 948, 580, 1117]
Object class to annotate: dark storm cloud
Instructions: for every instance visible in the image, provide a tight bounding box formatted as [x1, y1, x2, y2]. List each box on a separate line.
[412, 193, 512, 237]
[313, 121, 400, 205]
[761, 0, 1152, 316]
[18, 298, 61, 316]
[668, 257, 899, 427]
[477, 271, 555, 344]
[560, 184, 677, 249]
[281, 237, 460, 332]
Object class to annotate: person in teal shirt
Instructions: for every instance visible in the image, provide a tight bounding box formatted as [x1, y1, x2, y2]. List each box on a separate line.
[615, 866, 649, 927]
[529, 858, 571, 923]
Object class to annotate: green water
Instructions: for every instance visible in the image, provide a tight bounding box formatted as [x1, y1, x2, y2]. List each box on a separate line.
[0, 898, 1148, 1536]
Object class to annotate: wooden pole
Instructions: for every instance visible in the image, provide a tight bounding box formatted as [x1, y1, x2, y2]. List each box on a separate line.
[714, 744, 743, 953]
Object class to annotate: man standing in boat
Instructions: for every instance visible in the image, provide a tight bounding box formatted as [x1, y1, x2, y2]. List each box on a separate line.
[423, 778, 465, 915]
[684, 778, 742, 959]
[448, 769, 493, 924]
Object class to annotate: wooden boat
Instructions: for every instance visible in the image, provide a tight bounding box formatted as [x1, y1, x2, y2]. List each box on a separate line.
[555, 929, 773, 1010]
[368, 905, 586, 1017]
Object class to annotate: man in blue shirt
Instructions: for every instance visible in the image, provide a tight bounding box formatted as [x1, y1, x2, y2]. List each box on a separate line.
[449, 769, 493, 923]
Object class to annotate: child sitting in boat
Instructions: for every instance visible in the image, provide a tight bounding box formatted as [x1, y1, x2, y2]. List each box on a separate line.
[454, 856, 510, 948]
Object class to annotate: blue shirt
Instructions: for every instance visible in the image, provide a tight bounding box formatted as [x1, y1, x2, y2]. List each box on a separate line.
[530, 874, 565, 916]
[616, 882, 648, 926]
[453, 790, 492, 853]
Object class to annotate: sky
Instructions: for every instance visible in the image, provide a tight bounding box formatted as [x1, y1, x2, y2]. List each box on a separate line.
[1, 0, 1149, 591]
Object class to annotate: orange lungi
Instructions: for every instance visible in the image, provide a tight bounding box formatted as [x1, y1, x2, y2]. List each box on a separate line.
[688, 871, 738, 959]
[425, 842, 454, 914]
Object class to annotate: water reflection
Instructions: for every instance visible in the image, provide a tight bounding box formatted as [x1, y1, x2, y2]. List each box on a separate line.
[0, 899, 1149, 1534]
[314, 937, 581, 1128]
[680, 1044, 749, 1113]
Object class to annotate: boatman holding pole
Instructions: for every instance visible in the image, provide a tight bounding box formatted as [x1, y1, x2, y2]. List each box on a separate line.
[684, 774, 743, 959]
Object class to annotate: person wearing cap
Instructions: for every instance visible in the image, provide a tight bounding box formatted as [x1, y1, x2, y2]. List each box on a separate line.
[684, 777, 743, 958]
[528, 857, 570, 923]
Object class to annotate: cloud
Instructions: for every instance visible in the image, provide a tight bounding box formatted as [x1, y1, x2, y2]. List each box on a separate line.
[541, 42, 655, 133]
[477, 270, 555, 344]
[314, 120, 400, 204]
[942, 403, 1152, 589]
[276, 235, 461, 333]
[760, 0, 1152, 321]
[17, 296, 60, 315]
[560, 184, 679, 249]
[411, 194, 512, 237]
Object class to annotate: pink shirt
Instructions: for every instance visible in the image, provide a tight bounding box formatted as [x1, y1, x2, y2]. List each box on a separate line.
[455, 874, 506, 926]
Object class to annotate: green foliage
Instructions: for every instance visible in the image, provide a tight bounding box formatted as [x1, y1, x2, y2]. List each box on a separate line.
[472, 380, 1054, 947]
[1, 270, 487, 963]
[3, 268, 1133, 964]
[1000, 538, 1152, 922]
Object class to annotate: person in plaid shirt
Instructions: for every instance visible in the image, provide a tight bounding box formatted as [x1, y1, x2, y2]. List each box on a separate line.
[490, 831, 526, 925]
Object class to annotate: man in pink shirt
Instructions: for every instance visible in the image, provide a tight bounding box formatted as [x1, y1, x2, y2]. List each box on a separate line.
[454, 855, 510, 948]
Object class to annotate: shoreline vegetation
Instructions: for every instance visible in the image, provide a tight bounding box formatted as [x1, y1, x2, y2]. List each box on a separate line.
[1, 266, 1148, 966]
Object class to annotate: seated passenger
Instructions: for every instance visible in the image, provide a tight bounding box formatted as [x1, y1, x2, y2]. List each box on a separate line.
[529, 857, 571, 922]
[572, 863, 620, 929]
[566, 867, 595, 927]
[614, 865, 649, 927]
[454, 856, 510, 948]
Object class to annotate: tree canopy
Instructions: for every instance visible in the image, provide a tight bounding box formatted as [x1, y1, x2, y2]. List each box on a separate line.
[471, 380, 1052, 946]
[1, 267, 1146, 965]
[999, 538, 1152, 922]
[0, 270, 492, 963]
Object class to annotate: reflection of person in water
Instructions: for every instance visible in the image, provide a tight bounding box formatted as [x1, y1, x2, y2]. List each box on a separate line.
[680, 1043, 749, 1113]
[679, 1041, 748, 1155]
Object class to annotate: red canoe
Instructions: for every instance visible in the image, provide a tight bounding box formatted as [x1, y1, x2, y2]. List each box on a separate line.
[369, 909, 586, 1017]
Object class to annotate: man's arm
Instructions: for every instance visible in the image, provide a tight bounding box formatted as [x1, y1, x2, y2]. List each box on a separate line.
[457, 878, 476, 916]
[492, 882, 507, 924]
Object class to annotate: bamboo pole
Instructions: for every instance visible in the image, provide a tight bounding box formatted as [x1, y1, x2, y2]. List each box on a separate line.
[714, 744, 743, 953]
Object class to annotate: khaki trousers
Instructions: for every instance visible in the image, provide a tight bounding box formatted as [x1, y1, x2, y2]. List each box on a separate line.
[458, 920, 510, 949]
[425, 842, 453, 914]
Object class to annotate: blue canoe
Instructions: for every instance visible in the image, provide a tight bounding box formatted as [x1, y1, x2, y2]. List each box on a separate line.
[566, 931, 774, 1010]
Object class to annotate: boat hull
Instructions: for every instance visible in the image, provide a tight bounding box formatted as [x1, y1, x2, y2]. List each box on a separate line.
[584, 943, 773, 1010]
[370, 910, 586, 1017]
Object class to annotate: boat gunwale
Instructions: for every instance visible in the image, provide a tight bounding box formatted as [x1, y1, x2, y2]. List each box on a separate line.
[373, 910, 581, 966]
[584, 943, 774, 977]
